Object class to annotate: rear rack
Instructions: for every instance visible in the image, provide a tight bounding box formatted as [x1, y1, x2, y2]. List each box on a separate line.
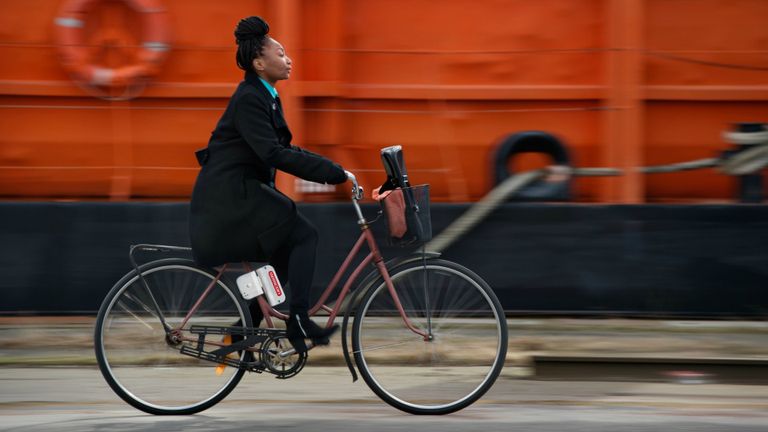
[128, 243, 192, 271]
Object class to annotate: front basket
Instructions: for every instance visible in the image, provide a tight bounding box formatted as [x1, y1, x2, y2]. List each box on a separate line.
[379, 184, 432, 247]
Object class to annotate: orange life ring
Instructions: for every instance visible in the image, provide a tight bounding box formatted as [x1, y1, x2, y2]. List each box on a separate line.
[54, 0, 170, 88]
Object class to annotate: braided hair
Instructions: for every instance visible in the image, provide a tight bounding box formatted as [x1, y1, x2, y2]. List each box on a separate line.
[235, 16, 270, 72]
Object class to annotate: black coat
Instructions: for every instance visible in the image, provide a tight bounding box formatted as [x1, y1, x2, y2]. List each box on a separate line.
[189, 71, 346, 266]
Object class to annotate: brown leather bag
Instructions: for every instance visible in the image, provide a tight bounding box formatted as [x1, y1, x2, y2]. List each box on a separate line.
[373, 186, 407, 238]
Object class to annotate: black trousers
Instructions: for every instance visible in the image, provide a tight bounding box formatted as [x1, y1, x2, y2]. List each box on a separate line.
[249, 212, 318, 323]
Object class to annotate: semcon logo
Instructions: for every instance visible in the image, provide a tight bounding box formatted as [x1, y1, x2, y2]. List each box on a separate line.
[268, 271, 282, 296]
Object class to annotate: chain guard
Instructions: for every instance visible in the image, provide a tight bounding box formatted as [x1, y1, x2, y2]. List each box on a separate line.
[177, 325, 306, 378]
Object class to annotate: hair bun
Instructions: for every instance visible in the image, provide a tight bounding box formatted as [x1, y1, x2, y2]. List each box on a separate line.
[234, 16, 269, 41]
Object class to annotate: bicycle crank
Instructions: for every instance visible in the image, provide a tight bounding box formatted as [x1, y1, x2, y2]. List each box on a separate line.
[260, 335, 307, 379]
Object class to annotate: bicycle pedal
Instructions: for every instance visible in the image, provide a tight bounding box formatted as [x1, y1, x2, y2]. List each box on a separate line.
[215, 363, 229, 376]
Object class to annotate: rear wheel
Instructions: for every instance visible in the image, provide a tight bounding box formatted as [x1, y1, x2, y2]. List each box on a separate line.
[94, 258, 251, 415]
[352, 259, 507, 414]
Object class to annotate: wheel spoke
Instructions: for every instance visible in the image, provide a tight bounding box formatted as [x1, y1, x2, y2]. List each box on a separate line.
[353, 339, 416, 354]
[114, 299, 157, 331]
[353, 260, 507, 414]
[95, 261, 250, 415]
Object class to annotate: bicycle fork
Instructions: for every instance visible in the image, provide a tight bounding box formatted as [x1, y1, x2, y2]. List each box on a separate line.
[375, 260, 432, 341]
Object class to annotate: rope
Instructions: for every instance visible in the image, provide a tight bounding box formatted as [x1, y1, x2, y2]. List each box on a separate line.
[720, 144, 768, 175]
[426, 128, 768, 254]
[719, 128, 768, 175]
[424, 167, 626, 253]
[723, 130, 768, 146]
[640, 158, 720, 174]
[425, 170, 546, 253]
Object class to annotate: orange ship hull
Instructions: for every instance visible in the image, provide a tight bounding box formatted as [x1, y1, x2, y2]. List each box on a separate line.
[1, 0, 766, 203]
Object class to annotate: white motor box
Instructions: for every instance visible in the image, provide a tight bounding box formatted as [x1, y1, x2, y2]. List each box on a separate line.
[236, 271, 264, 300]
[235, 265, 286, 306]
[255, 265, 286, 306]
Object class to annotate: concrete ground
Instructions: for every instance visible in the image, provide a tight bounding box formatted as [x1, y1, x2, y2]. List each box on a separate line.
[2, 317, 767, 431]
[2, 367, 768, 432]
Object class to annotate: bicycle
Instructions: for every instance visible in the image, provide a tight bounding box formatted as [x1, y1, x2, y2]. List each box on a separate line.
[94, 148, 508, 415]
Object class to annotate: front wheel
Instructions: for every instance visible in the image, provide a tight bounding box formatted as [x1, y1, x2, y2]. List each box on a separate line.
[352, 259, 507, 415]
[94, 258, 252, 415]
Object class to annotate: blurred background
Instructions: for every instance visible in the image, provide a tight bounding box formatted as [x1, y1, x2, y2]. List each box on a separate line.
[0, 0, 767, 316]
[1, 4, 768, 428]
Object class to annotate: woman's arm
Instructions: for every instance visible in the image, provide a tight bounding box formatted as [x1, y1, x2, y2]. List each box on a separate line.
[235, 92, 347, 184]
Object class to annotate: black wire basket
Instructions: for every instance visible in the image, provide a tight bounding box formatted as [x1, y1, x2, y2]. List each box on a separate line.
[379, 184, 432, 247]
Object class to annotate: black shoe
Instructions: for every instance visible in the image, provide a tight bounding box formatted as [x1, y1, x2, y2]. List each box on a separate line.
[286, 312, 339, 354]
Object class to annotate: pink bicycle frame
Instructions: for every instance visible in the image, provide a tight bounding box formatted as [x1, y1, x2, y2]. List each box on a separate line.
[248, 227, 427, 340]
[177, 175, 428, 341]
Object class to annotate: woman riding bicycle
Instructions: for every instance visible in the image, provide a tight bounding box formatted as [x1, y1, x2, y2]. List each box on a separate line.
[189, 16, 345, 353]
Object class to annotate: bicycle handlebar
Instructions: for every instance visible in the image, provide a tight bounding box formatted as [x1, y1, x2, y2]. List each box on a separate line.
[345, 170, 366, 224]
[345, 170, 364, 201]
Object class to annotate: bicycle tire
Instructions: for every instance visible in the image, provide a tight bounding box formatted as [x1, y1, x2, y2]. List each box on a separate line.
[94, 258, 252, 415]
[352, 259, 507, 415]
